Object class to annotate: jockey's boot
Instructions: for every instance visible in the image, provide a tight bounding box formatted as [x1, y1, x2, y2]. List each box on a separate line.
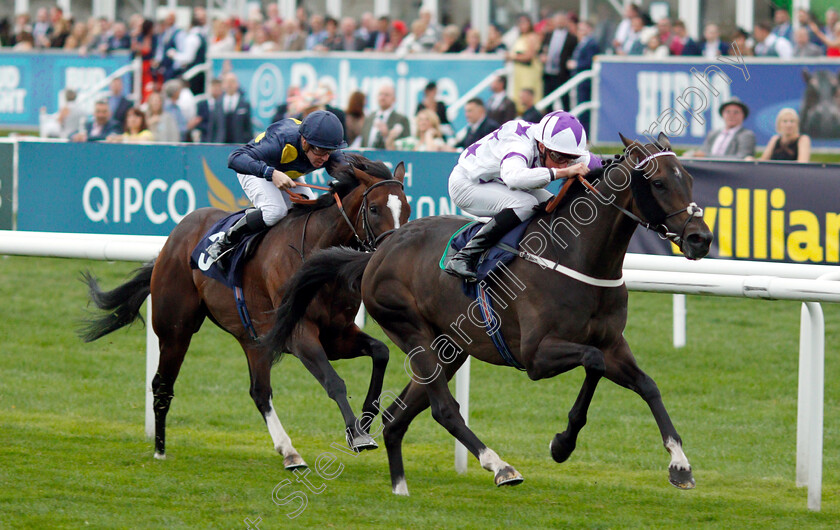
[445, 208, 521, 282]
[206, 208, 267, 263]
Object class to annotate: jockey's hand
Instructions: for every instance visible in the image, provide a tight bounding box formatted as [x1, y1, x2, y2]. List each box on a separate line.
[564, 162, 589, 178]
[272, 170, 296, 191]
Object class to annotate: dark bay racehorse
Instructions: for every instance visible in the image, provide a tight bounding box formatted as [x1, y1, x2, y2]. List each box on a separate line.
[80, 154, 409, 468]
[266, 134, 712, 493]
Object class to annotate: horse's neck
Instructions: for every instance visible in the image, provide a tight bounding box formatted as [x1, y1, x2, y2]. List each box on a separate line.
[534, 177, 637, 279]
[301, 193, 363, 254]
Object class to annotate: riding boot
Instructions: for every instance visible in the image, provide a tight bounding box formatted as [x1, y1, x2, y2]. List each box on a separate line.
[445, 208, 522, 281]
[206, 208, 267, 262]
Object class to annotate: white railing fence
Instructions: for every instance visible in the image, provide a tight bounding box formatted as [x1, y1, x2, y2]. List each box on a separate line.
[0, 230, 833, 511]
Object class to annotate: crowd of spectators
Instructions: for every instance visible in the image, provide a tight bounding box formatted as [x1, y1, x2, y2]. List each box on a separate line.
[7, 2, 831, 161]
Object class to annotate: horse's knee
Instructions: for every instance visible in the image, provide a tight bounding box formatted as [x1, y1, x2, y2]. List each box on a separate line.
[582, 347, 605, 375]
[324, 377, 348, 401]
[368, 340, 390, 363]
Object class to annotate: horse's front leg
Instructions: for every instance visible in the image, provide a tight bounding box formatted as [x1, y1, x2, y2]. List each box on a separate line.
[604, 337, 695, 489]
[525, 336, 606, 464]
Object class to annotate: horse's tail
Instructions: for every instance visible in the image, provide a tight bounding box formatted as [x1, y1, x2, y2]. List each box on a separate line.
[264, 247, 373, 365]
[78, 261, 155, 342]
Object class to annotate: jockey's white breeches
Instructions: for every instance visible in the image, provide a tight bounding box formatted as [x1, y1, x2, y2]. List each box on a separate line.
[238, 173, 315, 226]
[448, 166, 553, 221]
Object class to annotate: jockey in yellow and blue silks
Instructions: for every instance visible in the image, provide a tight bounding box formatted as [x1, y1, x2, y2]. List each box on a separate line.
[206, 110, 347, 261]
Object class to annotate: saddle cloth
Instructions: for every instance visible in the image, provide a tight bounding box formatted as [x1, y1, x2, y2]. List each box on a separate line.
[189, 210, 267, 290]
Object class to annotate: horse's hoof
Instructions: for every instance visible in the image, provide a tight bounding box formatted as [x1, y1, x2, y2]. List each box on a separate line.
[153, 451, 166, 460]
[283, 454, 308, 470]
[494, 466, 524, 487]
[669, 466, 696, 489]
[348, 433, 378, 452]
[549, 432, 575, 463]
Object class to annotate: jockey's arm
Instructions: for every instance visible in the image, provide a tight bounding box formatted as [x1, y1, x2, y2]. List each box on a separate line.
[228, 132, 283, 181]
[499, 154, 554, 190]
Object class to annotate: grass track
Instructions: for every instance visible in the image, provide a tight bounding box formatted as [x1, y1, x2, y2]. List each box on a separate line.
[1, 255, 838, 529]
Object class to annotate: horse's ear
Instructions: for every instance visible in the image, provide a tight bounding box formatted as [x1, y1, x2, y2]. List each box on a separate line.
[802, 69, 811, 83]
[657, 132, 671, 150]
[353, 167, 376, 188]
[392, 161, 406, 183]
[619, 132, 634, 148]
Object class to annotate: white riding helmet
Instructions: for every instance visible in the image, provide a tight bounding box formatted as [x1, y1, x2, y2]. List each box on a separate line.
[534, 111, 588, 156]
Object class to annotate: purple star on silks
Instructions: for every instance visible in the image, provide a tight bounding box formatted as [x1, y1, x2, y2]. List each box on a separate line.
[465, 142, 480, 157]
[491, 129, 501, 141]
[550, 111, 584, 145]
[514, 122, 530, 137]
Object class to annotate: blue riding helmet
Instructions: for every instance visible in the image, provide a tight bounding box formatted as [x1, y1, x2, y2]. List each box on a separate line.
[299, 110, 348, 150]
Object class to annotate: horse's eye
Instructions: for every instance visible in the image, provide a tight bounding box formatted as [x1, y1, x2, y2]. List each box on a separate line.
[369, 205, 378, 214]
[652, 180, 665, 189]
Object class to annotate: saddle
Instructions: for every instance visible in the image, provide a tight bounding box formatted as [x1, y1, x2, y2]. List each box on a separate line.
[439, 218, 531, 296]
[189, 210, 269, 290]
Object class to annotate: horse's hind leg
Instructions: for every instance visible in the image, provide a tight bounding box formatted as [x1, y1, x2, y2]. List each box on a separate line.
[387, 340, 522, 492]
[291, 328, 377, 452]
[150, 293, 204, 460]
[242, 344, 306, 469]
[604, 338, 695, 489]
[526, 337, 606, 465]
[325, 328, 390, 446]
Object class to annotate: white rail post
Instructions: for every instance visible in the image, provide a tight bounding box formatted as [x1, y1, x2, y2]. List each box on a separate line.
[806, 301, 824, 512]
[796, 302, 811, 487]
[145, 296, 160, 440]
[455, 356, 471, 473]
[672, 294, 686, 348]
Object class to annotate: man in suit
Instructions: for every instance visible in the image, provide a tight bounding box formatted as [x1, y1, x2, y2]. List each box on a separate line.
[70, 100, 122, 142]
[518, 88, 543, 123]
[366, 15, 390, 51]
[209, 72, 253, 144]
[541, 12, 578, 109]
[193, 78, 222, 142]
[568, 19, 600, 131]
[692, 99, 756, 159]
[107, 77, 132, 129]
[486, 76, 517, 125]
[456, 98, 500, 149]
[360, 83, 410, 149]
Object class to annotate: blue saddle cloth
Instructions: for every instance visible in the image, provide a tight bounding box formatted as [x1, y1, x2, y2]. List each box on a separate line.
[189, 210, 264, 289]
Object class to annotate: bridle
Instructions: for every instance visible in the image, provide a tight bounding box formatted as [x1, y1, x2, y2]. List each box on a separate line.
[286, 178, 405, 253]
[545, 150, 704, 250]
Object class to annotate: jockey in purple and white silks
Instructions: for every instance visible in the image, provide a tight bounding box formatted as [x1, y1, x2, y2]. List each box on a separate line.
[445, 110, 603, 280]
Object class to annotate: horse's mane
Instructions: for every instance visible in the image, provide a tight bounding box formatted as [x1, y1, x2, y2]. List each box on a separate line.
[286, 153, 395, 218]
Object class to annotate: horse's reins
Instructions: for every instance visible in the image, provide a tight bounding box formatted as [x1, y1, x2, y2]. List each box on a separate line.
[544, 151, 704, 249]
[285, 179, 404, 253]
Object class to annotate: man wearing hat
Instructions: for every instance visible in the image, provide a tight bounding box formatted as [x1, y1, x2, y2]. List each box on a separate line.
[205, 110, 347, 262]
[693, 98, 756, 159]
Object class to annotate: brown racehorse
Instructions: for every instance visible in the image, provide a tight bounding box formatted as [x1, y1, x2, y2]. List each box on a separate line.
[80, 154, 409, 468]
[265, 134, 713, 493]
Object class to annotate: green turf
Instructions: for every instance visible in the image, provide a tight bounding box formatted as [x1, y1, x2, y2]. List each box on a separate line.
[1, 255, 838, 529]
